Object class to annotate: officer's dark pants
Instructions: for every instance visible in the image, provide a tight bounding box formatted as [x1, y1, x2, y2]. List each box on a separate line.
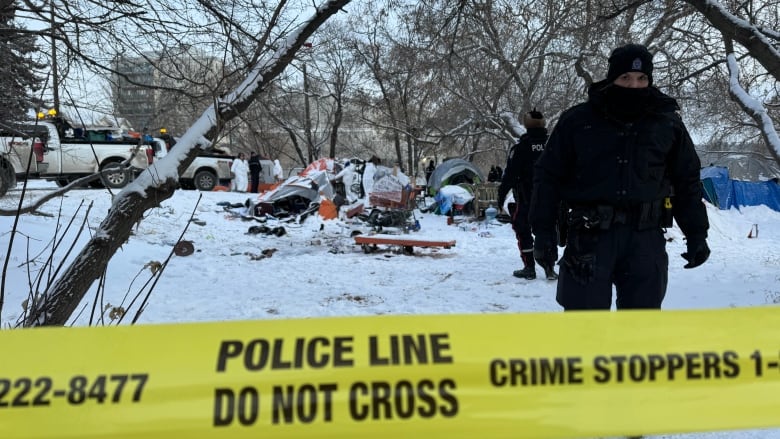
[557, 224, 668, 310]
[510, 202, 534, 266]
[250, 173, 260, 193]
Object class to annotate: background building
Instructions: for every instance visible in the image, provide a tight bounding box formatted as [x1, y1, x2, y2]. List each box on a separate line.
[111, 47, 224, 137]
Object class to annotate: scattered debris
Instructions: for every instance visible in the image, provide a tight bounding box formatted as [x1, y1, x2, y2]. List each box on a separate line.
[144, 261, 163, 274]
[247, 225, 286, 236]
[321, 292, 385, 307]
[246, 248, 278, 260]
[346, 203, 364, 218]
[174, 240, 195, 256]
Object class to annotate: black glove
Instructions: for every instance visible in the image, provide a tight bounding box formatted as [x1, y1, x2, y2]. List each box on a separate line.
[533, 236, 558, 277]
[681, 235, 710, 269]
[497, 197, 505, 212]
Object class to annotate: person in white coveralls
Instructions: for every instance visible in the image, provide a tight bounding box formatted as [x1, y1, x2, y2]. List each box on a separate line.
[230, 153, 249, 192]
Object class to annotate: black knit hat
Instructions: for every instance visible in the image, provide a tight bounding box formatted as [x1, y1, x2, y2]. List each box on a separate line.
[607, 44, 653, 85]
[523, 108, 545, 129]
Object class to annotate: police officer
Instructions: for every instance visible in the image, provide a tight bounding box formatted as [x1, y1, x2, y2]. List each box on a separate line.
[529, 43, 710, 310]
[248, 152, 262, 193]
[498, 109, 554, 280]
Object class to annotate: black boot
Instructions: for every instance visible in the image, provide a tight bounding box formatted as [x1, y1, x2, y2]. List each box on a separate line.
[513, 265, 536, 280]
[542, 264, 558, 280]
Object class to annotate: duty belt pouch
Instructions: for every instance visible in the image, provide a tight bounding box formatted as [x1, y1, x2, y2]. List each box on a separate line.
[596, 205, 613, 230]
[568, 206, 603, 230]
[636, 199, 668, 230]
[662, 197, 673, 228]
[563, 227, 599, 285]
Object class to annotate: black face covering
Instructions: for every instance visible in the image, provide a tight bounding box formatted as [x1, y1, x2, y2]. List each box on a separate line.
[602, 85, 652, 121]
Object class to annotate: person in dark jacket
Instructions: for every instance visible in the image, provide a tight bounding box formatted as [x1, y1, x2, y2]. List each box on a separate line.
[248, 152, 262, 193]
[159, 128, 176, 151]
[529, 43, 710, 310]
[498, 109, 551, 280]
[425, 160, 436, 185]
[487, 166, 497, 182]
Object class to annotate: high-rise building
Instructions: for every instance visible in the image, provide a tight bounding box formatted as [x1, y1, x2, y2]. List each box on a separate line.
[111, 56, 157, 130]
[111, 48, 223, 136]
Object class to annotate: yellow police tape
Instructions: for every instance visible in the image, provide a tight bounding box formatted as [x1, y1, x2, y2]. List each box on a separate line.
[2, 307, 780, 438]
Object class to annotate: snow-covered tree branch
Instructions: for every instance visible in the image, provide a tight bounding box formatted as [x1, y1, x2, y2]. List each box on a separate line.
[684, 0, 780, 163]
[723, 39, 780, 164]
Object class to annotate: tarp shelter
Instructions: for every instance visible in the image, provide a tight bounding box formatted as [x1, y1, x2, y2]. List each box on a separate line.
[434, 185, 475, 215]
[257, 158, 336, 205]
[701, 166, 780, 212]
[710, 154, 780, 181]
[427, 159, 485, 196]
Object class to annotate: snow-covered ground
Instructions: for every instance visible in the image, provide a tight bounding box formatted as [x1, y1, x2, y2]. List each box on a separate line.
[1, 179, 779, 438]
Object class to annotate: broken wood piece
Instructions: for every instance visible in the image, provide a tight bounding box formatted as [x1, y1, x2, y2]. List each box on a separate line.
[354, 234, 456, 255]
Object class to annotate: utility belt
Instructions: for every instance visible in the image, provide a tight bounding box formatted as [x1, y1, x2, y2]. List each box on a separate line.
[558, 198, 673, 245]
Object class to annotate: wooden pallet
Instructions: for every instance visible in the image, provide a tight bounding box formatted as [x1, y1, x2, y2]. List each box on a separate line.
[354, 234, 456, 255]
[471, 182, 500, 218]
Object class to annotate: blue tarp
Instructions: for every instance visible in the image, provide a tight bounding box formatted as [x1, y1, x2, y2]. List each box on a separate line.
[701, 166, 780, 212]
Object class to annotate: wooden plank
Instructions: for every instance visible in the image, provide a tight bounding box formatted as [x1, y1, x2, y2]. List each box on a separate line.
[354, 234, 456, 249]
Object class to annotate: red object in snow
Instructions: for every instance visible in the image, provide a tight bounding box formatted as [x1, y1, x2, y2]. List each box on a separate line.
[346, 203, 364, 218]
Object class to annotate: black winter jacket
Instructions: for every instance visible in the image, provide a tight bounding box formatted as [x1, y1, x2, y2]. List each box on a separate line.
[529, 81, 708, 241]
[249, 156, 262, 175]
[498, 127, 548, 206]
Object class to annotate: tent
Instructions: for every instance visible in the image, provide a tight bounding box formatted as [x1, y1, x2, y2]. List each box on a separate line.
[427, 158, 485, 196]
[709, 154, 780, 181]
[701, 166, 780, 212]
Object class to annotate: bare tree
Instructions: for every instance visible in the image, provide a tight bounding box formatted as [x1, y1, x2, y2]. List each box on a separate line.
[348, 4, 412, 169]
[683, 0, 780, 164]
[18, 0, 351, 327]
[349, 2, 458, 175]
[308, 23, 362, 159]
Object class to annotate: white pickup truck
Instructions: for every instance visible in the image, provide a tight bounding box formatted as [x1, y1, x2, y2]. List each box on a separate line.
[0, 119, 154, 195]
[151, 141, 233, 191]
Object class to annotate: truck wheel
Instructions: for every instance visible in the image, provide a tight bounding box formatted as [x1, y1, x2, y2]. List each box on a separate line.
[100, 162, 129, 189]
[193, 170, 217, 191]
